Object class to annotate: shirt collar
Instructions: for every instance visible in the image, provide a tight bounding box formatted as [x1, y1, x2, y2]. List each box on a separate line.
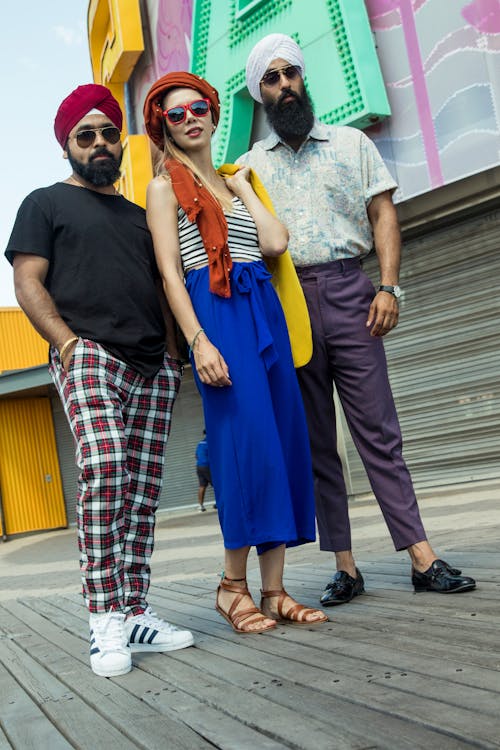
[260, 118, 330, 151]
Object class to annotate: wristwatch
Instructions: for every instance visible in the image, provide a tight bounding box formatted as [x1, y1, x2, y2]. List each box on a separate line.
[378, 284, 402, 299]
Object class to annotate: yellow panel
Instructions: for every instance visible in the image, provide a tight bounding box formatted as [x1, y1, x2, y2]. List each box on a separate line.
[0, 399, 67, 535]
[119, 135, 154, 208]
[0, 308, 48, 372]
[88, 0, 144, 85]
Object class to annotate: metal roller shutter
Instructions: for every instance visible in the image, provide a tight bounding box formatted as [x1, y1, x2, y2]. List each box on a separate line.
[342, 207, 500, 495]
[157, 366, 208, 512]
[51, 394, 79, 523]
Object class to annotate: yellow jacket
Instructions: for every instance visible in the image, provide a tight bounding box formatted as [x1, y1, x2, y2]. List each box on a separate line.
[218, 163, 312, 368]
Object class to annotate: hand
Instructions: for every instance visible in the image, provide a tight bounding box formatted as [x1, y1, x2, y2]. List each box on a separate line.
[366, 292, 399, 337]
[224, 166, 252, 200]
[193, 335, 232, 387]
[61, 339, 78, 371]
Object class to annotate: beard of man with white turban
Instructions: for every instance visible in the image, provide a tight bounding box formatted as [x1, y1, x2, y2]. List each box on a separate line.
[262, 79, 315, 144]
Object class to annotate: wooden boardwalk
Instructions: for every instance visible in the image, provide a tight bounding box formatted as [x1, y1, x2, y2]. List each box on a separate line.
[1, 488, 499, 748]
[0, 553, 499, 749]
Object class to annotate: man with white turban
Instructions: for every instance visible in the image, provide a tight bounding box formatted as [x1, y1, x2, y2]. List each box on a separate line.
[5, 84, 194, 677]
[245, 33, 305, 103]
[237, 34, 476, 605]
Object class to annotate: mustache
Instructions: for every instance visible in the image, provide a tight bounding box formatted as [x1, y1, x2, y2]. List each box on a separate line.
[278, 88, 301, 107]
[90, 147, 115, 161]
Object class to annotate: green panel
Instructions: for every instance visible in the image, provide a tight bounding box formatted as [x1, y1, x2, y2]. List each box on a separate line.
[191, 0, 391, 165]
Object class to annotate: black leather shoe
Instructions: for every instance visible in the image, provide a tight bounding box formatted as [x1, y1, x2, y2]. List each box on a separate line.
[412, 559, 476, 593]
[320, 568, 365, 606]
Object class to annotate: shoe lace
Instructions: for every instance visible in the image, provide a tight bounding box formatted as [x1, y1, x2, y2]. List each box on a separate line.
[138, 606, 179, 632]
[93, 612, 127, 651]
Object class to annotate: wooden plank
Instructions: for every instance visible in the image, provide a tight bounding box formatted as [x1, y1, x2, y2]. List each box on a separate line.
[14, 596, 449, 750]
[131, 645, 459, 750]
[0, 661, 73, 750]
[0, 602, 213, 750]
[0, 726, 12, 750]
[283, 559, 500, 585]
[134, 630, 481, 749]
[47, 592, 492, 750]
[152, 581, 500, 664]
[0, 638, 141, 750]
[18, 604, 369, 750]
[1, 603, 291, 750]
[1, 601, 368, 750]
[139, 588, 500, 744]
[2, 547, 499, 750]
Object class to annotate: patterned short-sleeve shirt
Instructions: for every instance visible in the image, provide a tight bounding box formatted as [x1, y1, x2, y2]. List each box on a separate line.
[237, 121, 397, 266]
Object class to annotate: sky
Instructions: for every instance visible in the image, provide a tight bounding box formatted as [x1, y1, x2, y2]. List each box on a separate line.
[1, 1, 92, 306]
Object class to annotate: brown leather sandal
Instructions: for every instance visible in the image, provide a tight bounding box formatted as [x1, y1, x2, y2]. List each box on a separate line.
[260, 588, 329, 625]
[216, 578, 277, 634]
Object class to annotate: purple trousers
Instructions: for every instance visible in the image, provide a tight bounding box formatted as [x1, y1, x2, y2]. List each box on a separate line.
[296, 259, 427, 552]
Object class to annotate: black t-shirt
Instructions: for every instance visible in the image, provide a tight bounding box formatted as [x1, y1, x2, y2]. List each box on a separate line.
[5, 182, 166, 378]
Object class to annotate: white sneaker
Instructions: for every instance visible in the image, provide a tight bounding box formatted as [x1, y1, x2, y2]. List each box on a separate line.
[89, 611, 132, 677]
[125, 606, 194, 652]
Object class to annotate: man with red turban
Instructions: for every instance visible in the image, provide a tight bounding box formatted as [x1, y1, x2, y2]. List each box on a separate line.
[5, 83, 194, 678]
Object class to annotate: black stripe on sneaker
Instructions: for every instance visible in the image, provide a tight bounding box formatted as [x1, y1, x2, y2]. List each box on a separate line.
[129, 624, 140, 642]
[147, 629, 158, 644]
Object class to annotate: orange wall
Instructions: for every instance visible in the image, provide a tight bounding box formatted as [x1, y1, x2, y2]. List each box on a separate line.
[0, 308, 48, 372]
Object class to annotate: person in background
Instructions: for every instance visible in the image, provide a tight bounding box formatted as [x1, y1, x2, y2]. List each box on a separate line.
[5, 84, 194, 678]
[237, 34, 476, 606]
[195, 429, 213, 511]
[143, 71, 328, 633]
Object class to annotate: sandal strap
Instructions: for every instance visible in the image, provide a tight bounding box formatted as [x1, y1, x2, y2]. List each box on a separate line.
[261, 588, 288, 617]
[260, 588, 285, 598]
[285, 604, 320, 622]
[217, 584, 275, 632]
[219, 578, 250, 596]
[231, 606, 265, 629]
[260, 589, 327, 623]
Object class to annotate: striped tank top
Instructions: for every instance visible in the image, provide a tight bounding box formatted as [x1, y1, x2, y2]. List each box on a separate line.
[178, 196, 262, 273]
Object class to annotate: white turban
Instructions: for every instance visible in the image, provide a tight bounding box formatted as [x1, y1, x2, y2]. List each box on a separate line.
[246, 33, 305, 103]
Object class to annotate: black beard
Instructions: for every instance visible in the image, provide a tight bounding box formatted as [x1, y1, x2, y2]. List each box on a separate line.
[67, 145, 122, 187]
[263, 84, 315, 141]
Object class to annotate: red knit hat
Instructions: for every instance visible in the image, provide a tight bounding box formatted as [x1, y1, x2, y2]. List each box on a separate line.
[54, 84, 123, 148]
[143, 72, 220, 148]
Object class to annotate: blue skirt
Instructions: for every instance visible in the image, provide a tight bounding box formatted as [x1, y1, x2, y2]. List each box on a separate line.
[185, 261, 316, 553]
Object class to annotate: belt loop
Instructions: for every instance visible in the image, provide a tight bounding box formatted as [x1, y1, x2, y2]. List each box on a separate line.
[339, 260, 345, 274]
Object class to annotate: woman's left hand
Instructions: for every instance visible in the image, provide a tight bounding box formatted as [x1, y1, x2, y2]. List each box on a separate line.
[224, 166, 252, 199]
[194, 334, 232, 387]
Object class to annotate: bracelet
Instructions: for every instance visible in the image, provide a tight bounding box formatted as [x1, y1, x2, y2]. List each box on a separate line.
[189, 328, 204, 356]
[59, 336, 79, 362]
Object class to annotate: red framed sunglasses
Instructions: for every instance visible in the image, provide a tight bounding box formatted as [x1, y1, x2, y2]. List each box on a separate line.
[162, 98, 211, 125]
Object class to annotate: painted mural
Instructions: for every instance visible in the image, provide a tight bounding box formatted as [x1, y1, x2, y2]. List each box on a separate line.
[130, 0, 193, 137]
[124, 0, 500, 202]
[365, 0, 500, 200]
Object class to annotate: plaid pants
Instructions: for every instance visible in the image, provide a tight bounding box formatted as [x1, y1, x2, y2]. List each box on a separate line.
[50, 339, 181, 614]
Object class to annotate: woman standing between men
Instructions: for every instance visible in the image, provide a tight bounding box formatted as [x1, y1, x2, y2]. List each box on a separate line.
[143, 72, 328, 633]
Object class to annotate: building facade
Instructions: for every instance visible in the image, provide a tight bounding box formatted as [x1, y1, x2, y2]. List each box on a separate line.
[1, 0, 499, 536]
[89, 0, 499, 495]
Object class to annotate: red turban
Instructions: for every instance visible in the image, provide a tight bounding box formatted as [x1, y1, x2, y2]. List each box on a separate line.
[54, 84, 123, 148]
[143, 72, 220, 148]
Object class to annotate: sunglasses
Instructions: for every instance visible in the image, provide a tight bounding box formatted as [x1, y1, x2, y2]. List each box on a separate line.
[70, 126, 121, 149]
[162, 98, 211, 125]
[260, 65, 301, 87]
